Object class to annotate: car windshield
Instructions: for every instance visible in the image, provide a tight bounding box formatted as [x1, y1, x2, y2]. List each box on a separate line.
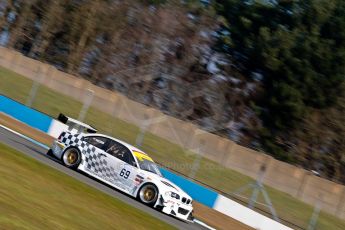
[133, 151, 162, 176]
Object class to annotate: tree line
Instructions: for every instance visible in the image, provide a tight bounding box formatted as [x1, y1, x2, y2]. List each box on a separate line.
[216, 0, 345, 181]
[1, 0, 344, 182]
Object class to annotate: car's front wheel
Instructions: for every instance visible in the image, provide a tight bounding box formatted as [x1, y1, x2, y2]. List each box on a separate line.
[138, 184, 158, 206]
[62, 148, 81, 169]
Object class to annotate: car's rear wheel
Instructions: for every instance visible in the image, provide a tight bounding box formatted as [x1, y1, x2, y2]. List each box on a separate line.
[138, 184, 158, 206]
[62, 148, 81, 169]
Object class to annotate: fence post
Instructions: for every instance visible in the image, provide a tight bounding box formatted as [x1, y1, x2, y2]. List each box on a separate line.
[10, 52, 20, 68]
[307, 196, 322, 230]
[108, 94, 123, 134]
[26, 67, 45, 107]
[336, 188, 345, 219]
[135, 114, 149, 147]
[78, 89, 94, 122]
[296, 171, 311, 199]
[188, 139, 205, 179]
[134, 115, 166, 147]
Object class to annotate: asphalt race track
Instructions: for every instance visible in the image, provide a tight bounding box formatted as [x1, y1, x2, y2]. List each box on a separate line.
[0, 126, 207, 230]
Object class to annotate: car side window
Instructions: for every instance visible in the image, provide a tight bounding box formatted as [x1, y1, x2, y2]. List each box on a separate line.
[106, 141, 137, 167]
[83, 136, 107, 151]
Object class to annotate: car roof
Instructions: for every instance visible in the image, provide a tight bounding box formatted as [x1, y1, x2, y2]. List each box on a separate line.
[84, 133, 149, 156]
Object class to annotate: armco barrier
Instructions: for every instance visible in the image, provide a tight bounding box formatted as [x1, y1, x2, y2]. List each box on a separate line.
[0, 95, 67, 138]
[213, 195, 292, 230]
[160, 168, 218, 208]
[0, 95, 51, 132]
[0, 94, 292, 230]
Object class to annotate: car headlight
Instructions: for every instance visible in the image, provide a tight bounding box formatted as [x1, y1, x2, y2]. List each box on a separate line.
[165, 191, 180, 200]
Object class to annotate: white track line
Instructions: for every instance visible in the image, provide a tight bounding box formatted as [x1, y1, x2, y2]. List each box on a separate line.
[194, 219, 216, 230]
[0, 125, 49, 150]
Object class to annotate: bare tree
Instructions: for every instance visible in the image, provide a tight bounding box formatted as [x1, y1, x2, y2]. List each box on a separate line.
[28, 0, 67, 59]
[0, 0, 14, 30]
[66, 0, 106, 74]
[88, 2, 131, 83]
[7, 0, 36, 48]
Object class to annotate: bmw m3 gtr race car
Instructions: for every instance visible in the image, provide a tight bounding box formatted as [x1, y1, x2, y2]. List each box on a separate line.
[48, 130, 194, 222]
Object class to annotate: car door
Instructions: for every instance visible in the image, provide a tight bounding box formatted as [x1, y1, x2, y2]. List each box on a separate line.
[81, 136, 111, 180]
[104, 140, 138, 193]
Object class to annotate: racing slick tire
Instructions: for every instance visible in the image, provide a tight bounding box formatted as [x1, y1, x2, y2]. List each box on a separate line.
[138, 183, 159, 206]
[61, 147, 81, 169]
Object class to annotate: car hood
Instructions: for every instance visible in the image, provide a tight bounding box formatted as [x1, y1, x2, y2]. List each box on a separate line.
[142, 171, 192, 200]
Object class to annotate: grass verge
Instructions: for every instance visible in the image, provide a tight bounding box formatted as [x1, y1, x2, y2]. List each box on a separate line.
[0, 142, 175, 230]
[1, 66, 345, 229]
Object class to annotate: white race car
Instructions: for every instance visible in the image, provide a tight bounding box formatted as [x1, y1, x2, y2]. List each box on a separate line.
[47, 116, 194, 222]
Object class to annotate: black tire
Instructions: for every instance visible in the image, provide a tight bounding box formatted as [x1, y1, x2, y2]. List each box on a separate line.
[61, 148, 81, 169]
[138, 183, 159, 206]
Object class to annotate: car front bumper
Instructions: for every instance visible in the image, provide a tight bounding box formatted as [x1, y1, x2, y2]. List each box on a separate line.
[159, 196, 194, 222]
[51, 140, 65, 159]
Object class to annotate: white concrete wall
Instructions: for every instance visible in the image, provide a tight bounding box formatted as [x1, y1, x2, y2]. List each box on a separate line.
[213, 195, 293, 230]
[47, 120, 68, 138]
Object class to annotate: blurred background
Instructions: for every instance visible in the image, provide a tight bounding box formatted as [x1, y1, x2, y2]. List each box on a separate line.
[0, 0, 345, 229]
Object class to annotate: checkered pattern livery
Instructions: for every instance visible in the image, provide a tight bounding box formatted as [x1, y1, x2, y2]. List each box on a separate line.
[83, 148, 118, 179]
[60, 132, 84, 146]
[60, 132, 118, 180]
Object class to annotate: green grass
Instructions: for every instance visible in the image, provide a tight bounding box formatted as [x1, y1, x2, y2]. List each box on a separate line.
[0, 142, 175, 230]
[1, 66, 345, 230]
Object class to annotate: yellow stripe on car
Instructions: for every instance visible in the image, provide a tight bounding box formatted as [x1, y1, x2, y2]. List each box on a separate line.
[133, 151, 154, 162]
